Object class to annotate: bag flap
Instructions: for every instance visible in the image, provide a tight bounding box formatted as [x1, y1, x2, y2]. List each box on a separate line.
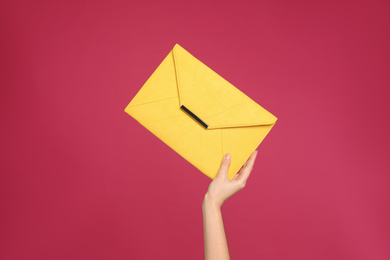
[172, 44, 277, 129]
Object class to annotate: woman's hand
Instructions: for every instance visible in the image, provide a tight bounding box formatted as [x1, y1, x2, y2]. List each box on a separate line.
[204, 150, 259, 208]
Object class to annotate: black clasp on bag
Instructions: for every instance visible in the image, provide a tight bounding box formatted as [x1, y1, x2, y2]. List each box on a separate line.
[180, 105, 209, 129]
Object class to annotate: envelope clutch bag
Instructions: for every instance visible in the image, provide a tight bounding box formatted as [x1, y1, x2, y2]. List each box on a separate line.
[124, 44, 277, 179]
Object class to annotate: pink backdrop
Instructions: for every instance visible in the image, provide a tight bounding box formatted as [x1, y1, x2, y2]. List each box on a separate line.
[1, 1, 389, 259]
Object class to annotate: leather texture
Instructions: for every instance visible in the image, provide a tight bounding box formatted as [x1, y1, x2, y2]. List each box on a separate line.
[124, 44, 277, 179]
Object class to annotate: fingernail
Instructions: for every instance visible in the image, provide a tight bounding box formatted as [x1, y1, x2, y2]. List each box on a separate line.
[226, 153, 231, 159]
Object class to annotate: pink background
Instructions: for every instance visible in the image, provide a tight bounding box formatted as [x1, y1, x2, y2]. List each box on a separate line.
[1, 0, 389, 259]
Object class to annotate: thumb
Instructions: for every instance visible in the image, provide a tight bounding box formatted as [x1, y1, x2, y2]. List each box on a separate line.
[217, 153, 231, 178]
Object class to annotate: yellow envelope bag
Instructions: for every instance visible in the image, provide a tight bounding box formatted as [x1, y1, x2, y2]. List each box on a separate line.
[124, 44, 277, 180]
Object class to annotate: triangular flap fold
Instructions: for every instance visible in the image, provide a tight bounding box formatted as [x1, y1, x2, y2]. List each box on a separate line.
[172, 43, 277, 129]
[206, 101, 277, 129]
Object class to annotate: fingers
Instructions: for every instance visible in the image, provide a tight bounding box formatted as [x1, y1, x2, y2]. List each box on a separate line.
[233, 160, 247, 181]
[217, 153, 231, 178]
[234, 150, 258, 184]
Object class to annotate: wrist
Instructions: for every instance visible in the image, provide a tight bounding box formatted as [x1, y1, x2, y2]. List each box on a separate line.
[203, 192, 222, 209]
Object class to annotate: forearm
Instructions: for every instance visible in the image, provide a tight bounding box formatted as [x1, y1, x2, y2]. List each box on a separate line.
[202, 193, 230, 260]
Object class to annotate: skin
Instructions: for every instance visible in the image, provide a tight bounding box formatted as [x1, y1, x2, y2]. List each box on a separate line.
[202, 150, 259, 260]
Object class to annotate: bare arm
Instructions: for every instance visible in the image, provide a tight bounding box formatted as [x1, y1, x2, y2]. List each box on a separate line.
[203, 150, 259, 260]
[202, 194, 229, 260]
